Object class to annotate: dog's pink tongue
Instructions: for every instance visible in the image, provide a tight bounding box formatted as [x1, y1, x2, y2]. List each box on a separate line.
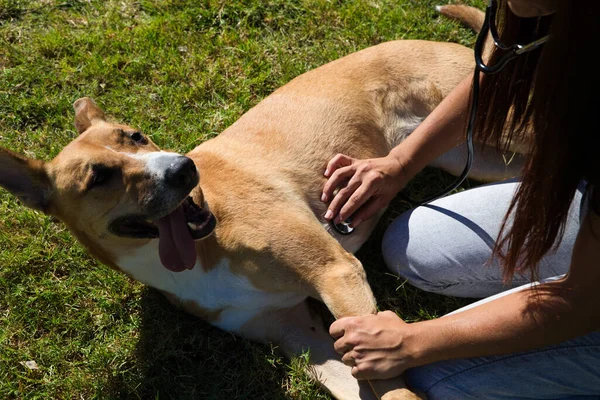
[155, 206, 197, 272]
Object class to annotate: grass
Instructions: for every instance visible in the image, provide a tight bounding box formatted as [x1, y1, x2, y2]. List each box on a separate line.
[1, 0, 485, 398]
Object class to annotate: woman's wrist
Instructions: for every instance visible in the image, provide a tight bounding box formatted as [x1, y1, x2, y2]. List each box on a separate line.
[387, 145, 423, 185]
[402, 319, 449, 369]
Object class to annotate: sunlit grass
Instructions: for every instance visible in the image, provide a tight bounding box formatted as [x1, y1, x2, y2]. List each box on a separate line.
[1, 0, 483, 398]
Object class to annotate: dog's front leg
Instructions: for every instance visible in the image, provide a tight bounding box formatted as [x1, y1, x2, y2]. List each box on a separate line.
[313, 258, 425, 400]
[240, 300, 378, 400]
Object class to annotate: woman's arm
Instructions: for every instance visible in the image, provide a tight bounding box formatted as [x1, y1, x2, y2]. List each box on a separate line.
[387, 71, 474, 182]
[322, 72, 473, 226]
[330, 211, 600, 380]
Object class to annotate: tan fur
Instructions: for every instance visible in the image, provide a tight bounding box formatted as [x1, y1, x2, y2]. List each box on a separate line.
[437, 4, 485, 33]
[73, 97, 106, 134]
[46, 131, 164, 264]
[0, 37, 528, 399]
[194, 234, 223, 272]
[186, 41, 475, 297]
[437, 4, 492, 57]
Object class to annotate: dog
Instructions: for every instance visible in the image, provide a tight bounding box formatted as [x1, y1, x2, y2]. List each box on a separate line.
[0, 6, 524, 400]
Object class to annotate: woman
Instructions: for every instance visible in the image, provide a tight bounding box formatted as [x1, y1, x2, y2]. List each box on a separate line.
[322, 0, 600, 398]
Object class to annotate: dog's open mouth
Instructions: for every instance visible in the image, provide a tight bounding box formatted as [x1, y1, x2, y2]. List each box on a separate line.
[109, 197, 216, 272]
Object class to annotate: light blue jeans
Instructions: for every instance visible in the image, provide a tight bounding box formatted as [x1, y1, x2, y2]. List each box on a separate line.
[382, 180, 600, 399]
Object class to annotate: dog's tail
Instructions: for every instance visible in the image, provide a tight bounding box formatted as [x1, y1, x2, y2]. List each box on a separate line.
[435, 4, 485, 33]
[436, 4, 494, 60]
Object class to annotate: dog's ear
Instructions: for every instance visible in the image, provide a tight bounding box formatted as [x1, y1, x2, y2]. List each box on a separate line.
[73, 97, 106, 134]
[0, 148, 52, 212]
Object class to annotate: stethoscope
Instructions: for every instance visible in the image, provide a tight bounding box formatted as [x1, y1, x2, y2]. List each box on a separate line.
[332, 0, 551, 235]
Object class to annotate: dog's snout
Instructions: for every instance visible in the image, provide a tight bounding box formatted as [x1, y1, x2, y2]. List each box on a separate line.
[165, 156, 198, 189]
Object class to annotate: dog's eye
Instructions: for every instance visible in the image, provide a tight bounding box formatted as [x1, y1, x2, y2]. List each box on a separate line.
[88, 166, 113, 189]
[130, 131, 145, 143]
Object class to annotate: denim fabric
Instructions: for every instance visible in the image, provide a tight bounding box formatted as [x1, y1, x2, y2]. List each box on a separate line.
[404, 331, 600, 399]
[382, 180, 583, 298]
[381, 180, 599, 398]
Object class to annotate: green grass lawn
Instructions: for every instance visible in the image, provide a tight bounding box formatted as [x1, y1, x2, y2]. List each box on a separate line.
[1, 0, 485, 398]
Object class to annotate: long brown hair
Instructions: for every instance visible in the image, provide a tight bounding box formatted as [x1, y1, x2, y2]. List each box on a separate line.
[474, 1, 600, 281]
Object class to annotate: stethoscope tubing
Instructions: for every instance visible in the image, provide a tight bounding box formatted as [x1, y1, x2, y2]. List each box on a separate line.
[332, 0, 550, 235]
[399, 0, 550, 207]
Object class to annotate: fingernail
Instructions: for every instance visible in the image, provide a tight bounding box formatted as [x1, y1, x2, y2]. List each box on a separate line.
[321, 193, 327, 202]
[324, 168, 330, 177]
[324, 210, 333, 219]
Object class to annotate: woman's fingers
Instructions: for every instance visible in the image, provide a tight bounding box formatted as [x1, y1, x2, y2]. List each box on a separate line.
[322, 154, 355, 202]
[334, 182, 375, 224]
[329, 319, 346, 340]
[322, 154, 404, 225]
[341, 350, 359, 367]
[351, 364, 373, 380]
[346, 196, 384, 228]
[322, 165, 354, 203]
[324, 153, 354, 178]
[325, 177, 362, 221]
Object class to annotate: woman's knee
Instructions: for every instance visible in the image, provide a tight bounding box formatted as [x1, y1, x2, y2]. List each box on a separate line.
[381, 208, 456, 294]
[381, 201, 510, 297]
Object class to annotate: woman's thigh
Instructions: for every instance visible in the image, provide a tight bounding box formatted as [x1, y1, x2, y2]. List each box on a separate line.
[404, 331, 600, 399]
[382, 180, 584, 298]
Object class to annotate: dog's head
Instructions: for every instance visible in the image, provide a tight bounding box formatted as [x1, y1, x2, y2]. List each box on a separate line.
[0, 97, 216, 272]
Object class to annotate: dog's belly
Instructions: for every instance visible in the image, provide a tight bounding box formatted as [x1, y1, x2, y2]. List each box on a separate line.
[116, 241, 305, 332]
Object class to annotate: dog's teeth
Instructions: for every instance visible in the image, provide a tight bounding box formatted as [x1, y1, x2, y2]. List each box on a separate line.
[187, 222, 200, 230]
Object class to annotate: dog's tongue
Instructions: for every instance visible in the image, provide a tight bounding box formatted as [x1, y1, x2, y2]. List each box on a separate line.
[155, 206, 197, 272]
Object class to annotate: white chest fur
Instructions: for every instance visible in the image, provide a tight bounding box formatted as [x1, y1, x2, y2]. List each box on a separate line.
[116, 241, 305, 332]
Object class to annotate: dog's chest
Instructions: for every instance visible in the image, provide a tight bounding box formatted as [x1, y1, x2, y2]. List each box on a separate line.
[116, 241, 305, 331]
[321, 221, 375, 254]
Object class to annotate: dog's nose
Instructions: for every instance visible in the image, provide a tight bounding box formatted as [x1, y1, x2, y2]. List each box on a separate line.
[165, 156, 198, 189]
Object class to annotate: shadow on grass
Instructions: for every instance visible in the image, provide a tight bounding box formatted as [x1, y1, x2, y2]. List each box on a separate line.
[103, 287, 293, 400]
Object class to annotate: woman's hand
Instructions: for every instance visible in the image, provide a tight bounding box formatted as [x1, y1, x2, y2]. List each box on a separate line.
[329, 311, 419, 380]
[319, 73, 474, 227]
[321, 154, 407, 227]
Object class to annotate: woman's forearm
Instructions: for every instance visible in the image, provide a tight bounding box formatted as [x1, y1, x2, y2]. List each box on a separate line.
[407, 278, 597, 367]
[408, 212, 600, 366]
[390, 72, 473, 180]
[329, 198, 600, 381]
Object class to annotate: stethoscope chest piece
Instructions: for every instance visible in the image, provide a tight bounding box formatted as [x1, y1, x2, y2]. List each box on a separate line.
[332, 217, 355, 235]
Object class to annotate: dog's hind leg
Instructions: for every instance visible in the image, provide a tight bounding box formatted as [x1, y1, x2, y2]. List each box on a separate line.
[240, 300, 378, 400]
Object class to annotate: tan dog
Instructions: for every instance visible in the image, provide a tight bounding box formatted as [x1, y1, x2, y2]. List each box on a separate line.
[0, 9, 523, 400]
